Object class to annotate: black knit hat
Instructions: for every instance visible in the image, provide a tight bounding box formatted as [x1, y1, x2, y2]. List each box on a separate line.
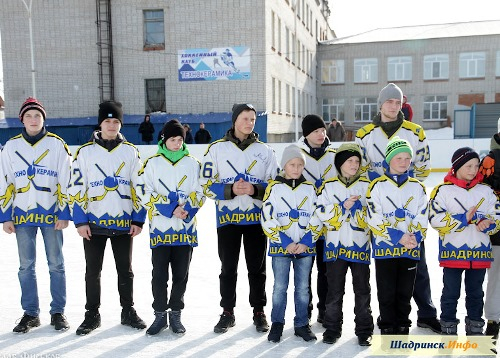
[301, 114, 326, 137]
[19, 97, 46, 122]
[232, 103, 256, 124]
[160, 119, 185, 144]
[451, 147, 479, 173]
[334, 143, 362, 173]
[98, 100, 123, 126]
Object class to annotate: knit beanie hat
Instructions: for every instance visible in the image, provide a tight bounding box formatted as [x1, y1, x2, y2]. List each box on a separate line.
[232, 103, 256, 124]
[451, 147, 479, 173]
[385, 136, 413, 164]
[334, 143, 362, 173]
[19, 97, 46, 122]
[301, 114, 326, 137]
[160, 119, 185, 144]
[98, 100, 123, 126]
[378, 83, 403, 108]
[281, 145, 306, 168]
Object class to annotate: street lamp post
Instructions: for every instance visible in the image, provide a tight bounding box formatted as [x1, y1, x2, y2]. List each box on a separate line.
[21, 0, 36, 97]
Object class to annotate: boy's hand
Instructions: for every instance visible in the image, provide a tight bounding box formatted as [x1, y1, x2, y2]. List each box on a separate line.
[286, 242, 297, 254]
[476, 219, 494, 232]
[173, 204, 188, 219]
[3, 221, 15, 234]
[295, 243, 308, 254]
[129, 224, 142, 237]
[55, 219, 69, 230]
[77, 224, 92, 240]
[466, 206, 478, 223]
[399, 233, 417, 249]
[232, 178, 254, 196]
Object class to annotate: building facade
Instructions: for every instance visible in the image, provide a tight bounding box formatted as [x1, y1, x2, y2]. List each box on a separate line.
[318, 21, 500, 135]
[0, 0, 333, 142]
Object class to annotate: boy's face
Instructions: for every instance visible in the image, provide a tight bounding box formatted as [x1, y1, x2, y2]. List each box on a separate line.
[380, 98, 402, 122]
[100, 118, 122, 140]
[22, 109, 44, 136]
[340, 155, 360, 178]
[455, 158, 479, 182]
[306, 127, 326, 148]
[388, 152, 411, 174]
[284, 158, 304, 180]
[234, 110, 256, 137]
[165, 136, 184, 152]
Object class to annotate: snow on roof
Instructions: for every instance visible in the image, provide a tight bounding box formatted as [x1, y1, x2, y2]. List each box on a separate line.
[323, 20, 500, 45]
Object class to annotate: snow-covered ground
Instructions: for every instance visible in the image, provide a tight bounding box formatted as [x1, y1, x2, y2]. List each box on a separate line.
[0, 170, 492, 358]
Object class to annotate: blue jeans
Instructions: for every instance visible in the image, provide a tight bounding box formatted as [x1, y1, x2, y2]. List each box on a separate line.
[16, 226, 66, 316]
[271, 255, 312, 327]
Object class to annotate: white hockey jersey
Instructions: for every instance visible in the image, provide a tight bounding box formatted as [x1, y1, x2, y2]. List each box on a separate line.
[366, 174, 428, 260]
[136, 153, 205, 248]
[295, 136, 337, 189]
[200, 137, 279, 227]
[355, 121, 430, 181]
[68, 138, 145, 230]
[0, 131, 72, 226]
[260, 176, 322, 257]
[315, 176, 371, 263]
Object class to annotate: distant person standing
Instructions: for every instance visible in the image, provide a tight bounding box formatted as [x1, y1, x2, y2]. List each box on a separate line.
[401, 95, 413, 122]
[138, 114, 155, 144]
[195, 122, 212, 144]
[183, 124, 194, 144]
[327, 118, 346, 142]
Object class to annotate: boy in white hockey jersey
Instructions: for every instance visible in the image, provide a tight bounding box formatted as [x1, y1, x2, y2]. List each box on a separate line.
[200, 104, 279, 334]
[296, 114, 336, 323]
[314, 143, 373, 346]
[136, 119, 205, 335]
[366, 136, 428, 335]
[261, 145, 320, 343]
[429, 147, 500, 335]
[0, 98, 71, 333]
[69, 100, 147, 335]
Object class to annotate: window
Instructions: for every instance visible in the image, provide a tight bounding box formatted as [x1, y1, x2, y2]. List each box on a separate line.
[272, 77, 276, 112]
[277, 18, 282, 53]
[285, 27, 290, 58]
[388, 56, 412, 81]
[145, 79, 166, 113]
[423, 95, 447, 120]
[354, 58, 378, 83]
[459, 52, 485, 78]
[321, 60, 344, 84]
[322, 98, 345, 121]
[423, 54, 449, 80]
[285, 84, 290, 114]
[496, 51, 500, 76]
[354, 97, 378, 122]
[271, 12, 276, 49]
[143, 10, 165, 50]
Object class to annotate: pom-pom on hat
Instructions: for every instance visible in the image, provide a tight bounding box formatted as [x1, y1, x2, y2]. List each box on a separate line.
[451, 147, 479, 173]
[281, 145, 306, 169]
[19, 97, 46, 122]
[378, 83, 403, 108]
[385, 136, 413, 164]
[232, 103, 256, 124]
[98, 100, 123, 126]
[334, 143, 362, 173]
[301, 114, 326, 137]
[160, 119, 185, 144]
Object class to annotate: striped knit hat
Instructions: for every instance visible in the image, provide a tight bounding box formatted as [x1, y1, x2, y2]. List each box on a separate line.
[19, 97, 46, 122]
[385, 136, 413, 164]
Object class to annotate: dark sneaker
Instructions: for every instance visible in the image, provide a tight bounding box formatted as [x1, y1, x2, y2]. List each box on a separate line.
[417, 317, 441, 334]
[253, 312, 269, 332]
[380, 327, 394, 335]
[294, 325, 317, 341]
[76, 310, 101, 336]
[169, 310, 186, 334]
[358, 335, 372, 346]
[395, 326, 410, 335]
[146, 311, 168, 335]
[13, 314, 40, 333]
[322, 329, 341, 344]
[121, 307, 146, 329]
[214, 311, 235, 333]
[268, 322, 284, 343]
[485, 320, 500, 339]
[51, 313, 70, 331]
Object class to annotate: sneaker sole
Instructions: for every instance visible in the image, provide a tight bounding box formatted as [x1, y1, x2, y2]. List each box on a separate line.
[214, 322, 235, 334]
[13, 322, 41, 334]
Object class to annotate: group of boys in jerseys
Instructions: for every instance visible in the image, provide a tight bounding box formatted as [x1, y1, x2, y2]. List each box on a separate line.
[2, 84, 500, 347]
